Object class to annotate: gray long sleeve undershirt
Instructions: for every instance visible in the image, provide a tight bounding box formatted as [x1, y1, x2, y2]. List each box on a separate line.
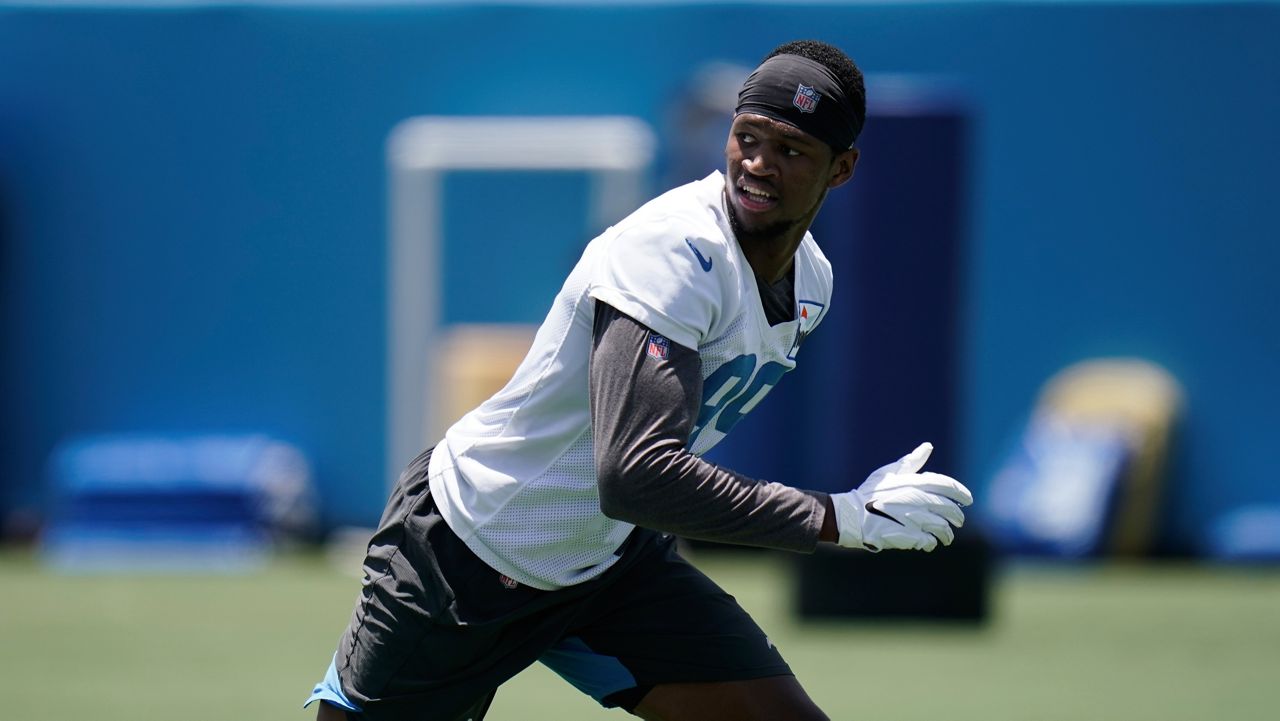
[588, 302, 828, 552]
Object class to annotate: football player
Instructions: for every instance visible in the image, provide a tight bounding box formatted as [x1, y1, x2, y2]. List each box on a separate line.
[308, 39, 971, 721]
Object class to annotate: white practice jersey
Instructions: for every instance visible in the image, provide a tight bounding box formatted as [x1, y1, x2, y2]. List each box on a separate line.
[428, 170, 833, 589]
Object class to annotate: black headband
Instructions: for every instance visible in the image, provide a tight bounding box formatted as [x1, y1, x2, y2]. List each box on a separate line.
[735, 54, 860, 151]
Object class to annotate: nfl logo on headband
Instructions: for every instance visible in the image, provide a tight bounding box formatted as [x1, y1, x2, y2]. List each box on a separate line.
[793, 83, 820, 113]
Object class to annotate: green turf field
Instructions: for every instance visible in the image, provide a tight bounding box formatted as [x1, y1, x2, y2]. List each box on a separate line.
[2, 547, 1277, 720]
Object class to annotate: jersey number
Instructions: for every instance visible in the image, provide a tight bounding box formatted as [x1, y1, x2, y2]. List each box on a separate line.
[690, 356, 788, 446]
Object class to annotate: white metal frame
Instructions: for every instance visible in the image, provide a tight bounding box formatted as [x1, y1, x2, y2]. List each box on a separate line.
[385, 116, 656, 484]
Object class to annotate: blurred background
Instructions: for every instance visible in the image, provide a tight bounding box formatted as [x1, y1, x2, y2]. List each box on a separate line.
[1, 1, 1278, 719]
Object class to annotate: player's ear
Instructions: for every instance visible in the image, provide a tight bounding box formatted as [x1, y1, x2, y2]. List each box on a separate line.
[827, 148, 858, 189]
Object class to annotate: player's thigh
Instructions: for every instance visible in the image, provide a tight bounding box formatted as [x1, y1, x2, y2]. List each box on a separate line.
[632, 675, 828, 721]
[543, 536, 806, 713]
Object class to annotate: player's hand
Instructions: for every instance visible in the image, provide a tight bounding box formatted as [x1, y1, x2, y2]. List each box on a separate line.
[831, 442, 973, 552]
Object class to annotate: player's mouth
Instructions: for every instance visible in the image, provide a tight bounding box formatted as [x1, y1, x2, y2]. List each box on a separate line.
[734, 181, 779, 213]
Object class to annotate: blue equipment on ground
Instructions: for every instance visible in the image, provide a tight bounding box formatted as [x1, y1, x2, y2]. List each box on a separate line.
[42, 434, 316, 572]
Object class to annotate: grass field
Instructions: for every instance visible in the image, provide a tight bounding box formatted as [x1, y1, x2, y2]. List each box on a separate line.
[2, 547, 1278, 720]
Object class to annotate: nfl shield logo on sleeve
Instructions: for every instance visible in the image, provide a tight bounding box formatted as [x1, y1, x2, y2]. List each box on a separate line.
[793, 84, 820, 113]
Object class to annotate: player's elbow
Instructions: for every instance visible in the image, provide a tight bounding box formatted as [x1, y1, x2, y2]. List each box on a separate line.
[598, 488, 631, 522]
[596, 458, 638, 522]
[597, 443, 680, 523]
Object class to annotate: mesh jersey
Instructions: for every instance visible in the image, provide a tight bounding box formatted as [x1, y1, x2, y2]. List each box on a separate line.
[428, 171, 834, 590]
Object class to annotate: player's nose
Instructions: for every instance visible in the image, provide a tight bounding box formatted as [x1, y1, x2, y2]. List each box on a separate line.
[742, 149, 778, 177]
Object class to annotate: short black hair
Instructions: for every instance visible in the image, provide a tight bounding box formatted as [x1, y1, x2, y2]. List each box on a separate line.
[764, 40, 866, 145]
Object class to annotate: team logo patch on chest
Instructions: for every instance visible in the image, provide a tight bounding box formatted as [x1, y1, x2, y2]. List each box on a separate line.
[646, 333, 670, 360]
[787, 300, 825, 360]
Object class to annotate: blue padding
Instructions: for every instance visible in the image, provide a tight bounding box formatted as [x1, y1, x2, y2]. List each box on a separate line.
[304, 654, 361, 713]
[539, 636, 636, 705]
[1208, 506, 1280, 561]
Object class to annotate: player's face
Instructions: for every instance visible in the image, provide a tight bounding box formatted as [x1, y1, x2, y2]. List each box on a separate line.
[724, 113, 857, 242]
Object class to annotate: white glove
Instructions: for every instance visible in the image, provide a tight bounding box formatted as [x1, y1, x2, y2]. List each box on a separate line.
[832, 442, 973, 552]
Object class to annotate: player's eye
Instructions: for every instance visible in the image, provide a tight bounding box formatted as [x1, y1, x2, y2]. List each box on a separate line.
[737, 132, 757, 145]
[783, 145, 802, 157]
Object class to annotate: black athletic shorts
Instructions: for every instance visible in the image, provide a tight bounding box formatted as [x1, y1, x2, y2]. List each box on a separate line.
[305, 448, 793, 721]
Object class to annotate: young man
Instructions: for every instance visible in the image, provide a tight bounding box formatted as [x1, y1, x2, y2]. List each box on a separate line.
[307, 40, 972, 721]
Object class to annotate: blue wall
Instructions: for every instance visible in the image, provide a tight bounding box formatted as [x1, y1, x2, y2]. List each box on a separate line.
[2, 1, 1277, 549]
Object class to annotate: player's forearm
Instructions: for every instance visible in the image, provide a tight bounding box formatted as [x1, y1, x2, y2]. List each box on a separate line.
[597, 436, 827, 551]
[590, 302, 828, 551]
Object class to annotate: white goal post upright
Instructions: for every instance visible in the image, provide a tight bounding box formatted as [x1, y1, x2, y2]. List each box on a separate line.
[385, 116, 657, 488]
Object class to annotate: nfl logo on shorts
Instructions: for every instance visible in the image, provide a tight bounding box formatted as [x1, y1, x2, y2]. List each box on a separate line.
[793, 84, 820, 113]
[646, 333, 670, 360]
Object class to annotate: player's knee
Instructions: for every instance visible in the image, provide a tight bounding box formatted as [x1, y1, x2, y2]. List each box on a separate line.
[315, 701, 351, 721]
[633, 677, 828, 721]
[634, 699, 828, 721]
[759, 686, 829, 721]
